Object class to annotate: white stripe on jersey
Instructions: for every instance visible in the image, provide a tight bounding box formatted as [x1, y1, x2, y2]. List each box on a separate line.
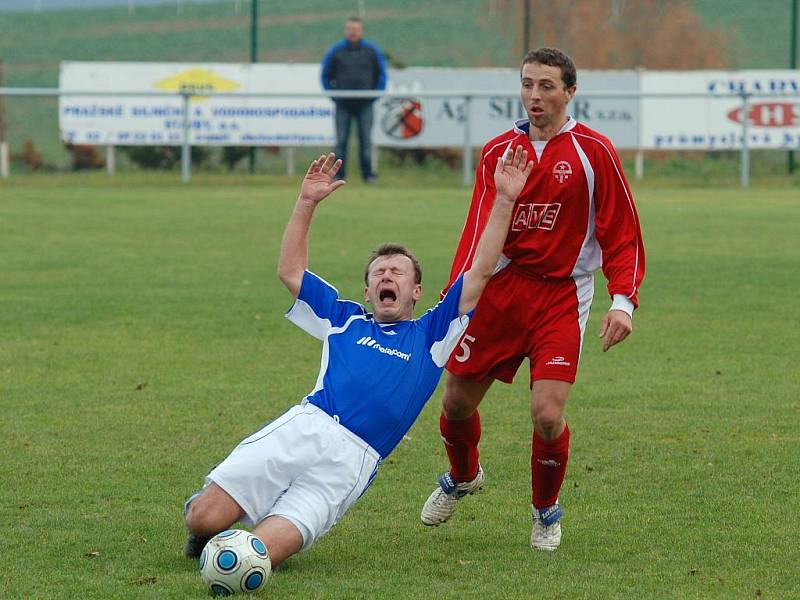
[428, 313, 471, 367]
[570, 131, 641, 300]
[286, 299, 332, 341]
[569, 134, 601, 277]
[305, 314, 368, 400]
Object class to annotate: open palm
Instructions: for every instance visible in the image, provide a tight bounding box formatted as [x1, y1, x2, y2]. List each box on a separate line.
[300, 153, 346, 204]
[495, 145, 533, 200]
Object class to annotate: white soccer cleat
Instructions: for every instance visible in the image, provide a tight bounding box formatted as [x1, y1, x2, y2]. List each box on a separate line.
[420, 467, 484, 526]
[530, 503, 563, 551]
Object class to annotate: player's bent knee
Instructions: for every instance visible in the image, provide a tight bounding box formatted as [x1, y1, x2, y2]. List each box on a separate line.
[186, 492, 243, 535]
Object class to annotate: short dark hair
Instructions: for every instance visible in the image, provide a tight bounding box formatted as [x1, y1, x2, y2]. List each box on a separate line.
[364, 243, 422, 285]
[521, 47, 577, 88]
[347, 16, 363, 24]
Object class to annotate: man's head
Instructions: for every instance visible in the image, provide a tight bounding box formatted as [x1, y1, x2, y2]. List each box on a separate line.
[344, 17, 364, 44]
[363, 243, 422, 323]
[519, 47, 577, 137]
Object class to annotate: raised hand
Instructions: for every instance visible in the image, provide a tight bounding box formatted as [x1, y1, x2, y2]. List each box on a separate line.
[494, 145, 533, 202]
[299, 153, 346, 204]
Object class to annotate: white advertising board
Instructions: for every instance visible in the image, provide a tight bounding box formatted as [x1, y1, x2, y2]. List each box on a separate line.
[640, 71, 800, 149]
[59, 62, 641, 149]
[60, 62, 799, 151]
[60, 62, 335, 146]
[374, 68, 639, 149]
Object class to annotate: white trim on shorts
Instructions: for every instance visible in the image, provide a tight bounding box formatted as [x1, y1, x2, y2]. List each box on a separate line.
[206, 403, 380, 551]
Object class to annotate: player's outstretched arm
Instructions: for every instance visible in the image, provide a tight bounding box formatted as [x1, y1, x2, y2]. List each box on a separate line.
[458, 146, 533, 315]
[277, 153, 345, 297]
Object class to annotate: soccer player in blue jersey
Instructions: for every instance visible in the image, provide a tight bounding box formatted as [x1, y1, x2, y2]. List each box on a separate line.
[183, 150, 533, 567]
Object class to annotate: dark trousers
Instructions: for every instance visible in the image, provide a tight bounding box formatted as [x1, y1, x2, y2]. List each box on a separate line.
[334, 101, 375, 180]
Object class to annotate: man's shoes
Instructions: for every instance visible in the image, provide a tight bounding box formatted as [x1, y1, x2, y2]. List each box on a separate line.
[420, 467, 484, 526]
[364, 175, 378, 185]
[185, 532, 211, 559]
[530, 503, 563, 551]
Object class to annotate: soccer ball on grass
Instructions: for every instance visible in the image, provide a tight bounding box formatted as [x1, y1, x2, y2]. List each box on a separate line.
[199, 529, 271, 595]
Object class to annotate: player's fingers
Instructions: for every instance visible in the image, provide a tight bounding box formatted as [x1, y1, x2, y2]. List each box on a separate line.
[321, 152, 337, 172]
[520, 149, 529, 168]
[330, 179, 346, 192]
[513, 145, 524, 167]
[604, 332, 621, 352]
[523, 159, 534, 177]
[329, 158, 343, 178]
[598, 315, 609, 337]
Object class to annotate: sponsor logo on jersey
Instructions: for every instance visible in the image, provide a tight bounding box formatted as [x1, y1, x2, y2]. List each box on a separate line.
[511, 203, 561, 231]
[356, 336, 411, 361]
[553, 160, 573, 183]
[726, 103, 800, 127]
[545, 356, 571, 367]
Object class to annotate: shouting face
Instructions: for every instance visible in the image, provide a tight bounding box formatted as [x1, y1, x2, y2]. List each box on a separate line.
[364, 254, 422, 322]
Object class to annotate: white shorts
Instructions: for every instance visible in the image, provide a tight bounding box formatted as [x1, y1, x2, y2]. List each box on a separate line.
[206, 403, 380, 551]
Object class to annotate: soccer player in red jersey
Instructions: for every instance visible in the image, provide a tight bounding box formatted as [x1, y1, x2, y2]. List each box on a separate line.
[420, 48, 646, 551]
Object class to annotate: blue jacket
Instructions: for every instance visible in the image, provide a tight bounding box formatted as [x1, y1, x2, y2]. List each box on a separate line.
[321, 38, 387, 102]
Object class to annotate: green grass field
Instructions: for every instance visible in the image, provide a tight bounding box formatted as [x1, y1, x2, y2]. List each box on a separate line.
[1, 173, 798, 599]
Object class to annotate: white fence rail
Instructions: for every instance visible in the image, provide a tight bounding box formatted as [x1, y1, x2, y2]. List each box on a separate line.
[1, 87, 798, 186]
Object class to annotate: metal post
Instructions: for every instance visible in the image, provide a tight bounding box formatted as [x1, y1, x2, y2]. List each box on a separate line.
[522, 0, 530, 54]
[634, 150, 644, 181]
[0, 58, 6, 177]
[248, 0, 259, 174]
[462, 95, 473, 186]
[789, 0, 798, 173]
[285, 147, 296, 176]
[0, 142, 8, 179]
[740, 92, 750, 188]
[106, 145, 116, 176]
[181, 93, 191, 183]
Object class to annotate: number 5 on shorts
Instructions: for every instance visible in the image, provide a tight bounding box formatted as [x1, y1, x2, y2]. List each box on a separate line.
[454, 334, 476, 363]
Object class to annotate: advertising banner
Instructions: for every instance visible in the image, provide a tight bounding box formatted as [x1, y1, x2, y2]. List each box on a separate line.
[373, 68, 639, 149]
[60, 62, 335, 146]
[59, 62, 641, 149]
[640, 71, 800, 149]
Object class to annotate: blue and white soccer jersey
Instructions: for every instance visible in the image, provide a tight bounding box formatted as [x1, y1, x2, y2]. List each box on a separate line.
[286, 270, 470, 458]
[206, 270, 469, 550]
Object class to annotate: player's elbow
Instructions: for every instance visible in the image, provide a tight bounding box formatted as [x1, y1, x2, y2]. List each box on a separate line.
[277, 266, 301, 295]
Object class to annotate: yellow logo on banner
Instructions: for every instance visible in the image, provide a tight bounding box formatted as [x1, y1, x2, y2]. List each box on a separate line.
[153, 68, 240, 98]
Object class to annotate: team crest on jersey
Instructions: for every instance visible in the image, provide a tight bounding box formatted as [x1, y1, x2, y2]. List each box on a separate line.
[552, 160, 572, 183]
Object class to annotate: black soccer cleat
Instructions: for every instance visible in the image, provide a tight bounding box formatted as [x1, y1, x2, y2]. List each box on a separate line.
[184, 532, 210, 559]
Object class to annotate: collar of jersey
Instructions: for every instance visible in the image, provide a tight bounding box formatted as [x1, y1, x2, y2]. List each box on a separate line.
[513, 116, 575, 137]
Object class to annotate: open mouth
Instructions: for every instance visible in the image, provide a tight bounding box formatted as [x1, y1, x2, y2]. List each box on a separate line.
[379, 289, 397, 303]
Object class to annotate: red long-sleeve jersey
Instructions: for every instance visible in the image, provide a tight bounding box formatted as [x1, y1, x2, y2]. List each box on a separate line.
[447, 118, 645, 308]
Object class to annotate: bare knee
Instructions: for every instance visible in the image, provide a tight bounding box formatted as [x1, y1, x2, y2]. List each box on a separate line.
[185, 485, 244, 536]
[532, 406, 564, 439]
[531, 381, 571, 440]
[441, 373, 491, 420]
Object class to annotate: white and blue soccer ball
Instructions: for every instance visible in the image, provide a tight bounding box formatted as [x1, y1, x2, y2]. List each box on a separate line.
[199, 529, 271, 596]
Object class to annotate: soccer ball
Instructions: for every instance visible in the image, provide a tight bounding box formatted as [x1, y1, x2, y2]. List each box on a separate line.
[199, 529, 271, 596]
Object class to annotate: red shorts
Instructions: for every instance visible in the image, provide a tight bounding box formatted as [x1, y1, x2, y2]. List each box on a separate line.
[447, 266, 595, 385]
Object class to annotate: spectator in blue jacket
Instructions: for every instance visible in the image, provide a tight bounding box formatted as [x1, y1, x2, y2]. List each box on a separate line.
[321, 17, 387, 183]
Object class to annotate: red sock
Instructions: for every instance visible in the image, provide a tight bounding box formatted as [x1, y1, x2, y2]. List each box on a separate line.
[531, 424, 570, 509]
[440, 411, 481, 482]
